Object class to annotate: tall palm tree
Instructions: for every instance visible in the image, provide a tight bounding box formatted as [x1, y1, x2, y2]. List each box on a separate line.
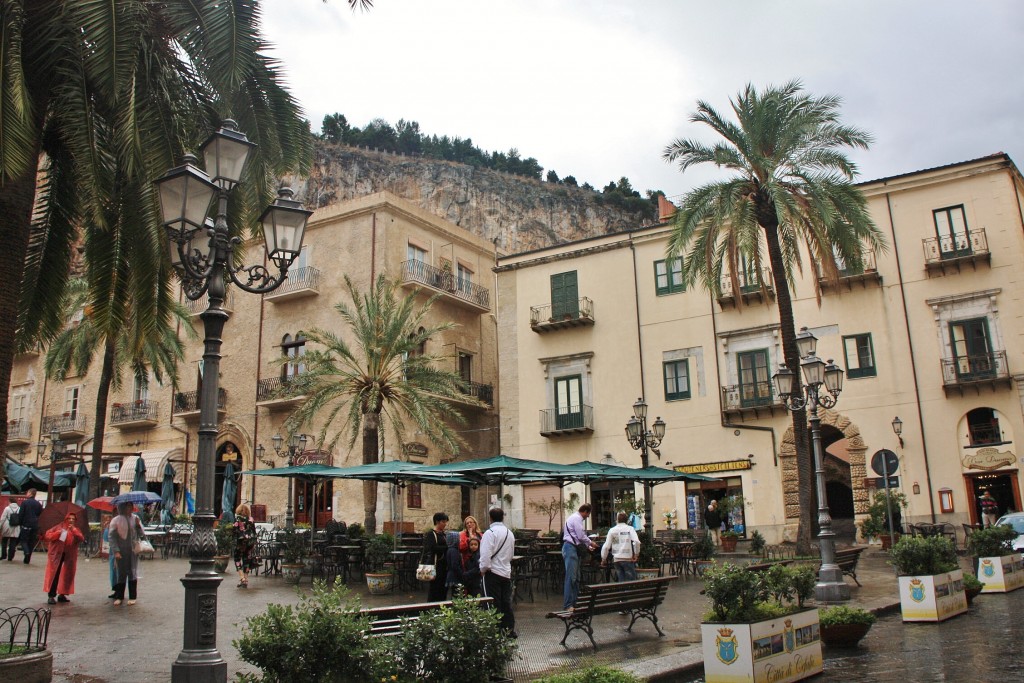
[664, 81, 885, 553]
[284, 274, 479, 532]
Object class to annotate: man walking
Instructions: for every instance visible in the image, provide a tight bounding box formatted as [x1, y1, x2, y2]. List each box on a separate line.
[601, 512, 640, 582]
[562, 503, 597, 610]
[705, 499, 722, 547]
[479, 507, 516, 638]
[18, 489, 44, 564]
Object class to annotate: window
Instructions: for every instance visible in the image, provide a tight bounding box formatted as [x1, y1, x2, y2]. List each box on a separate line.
[654, 258, 685, 295]
[457, 263, 473, 295]
[133, 375, 150, 403]
[407, 243, 427, 263]
[554, 375, 584, 430]
[64, 386, 80, 418]
[843, 334, 877, 378]
[663, 359, 690, 400]
[737, 350, 771, 407]
[10, 394, 27, 421]
[407, 483, 422, 509]
[282, 333, 307, 377]
[550, 271, 579, 319]
[458, 352, 472, 383]
[933, 205, 970, 257]
[967, 408, 1001, 446]
[950, 318, 994, 380]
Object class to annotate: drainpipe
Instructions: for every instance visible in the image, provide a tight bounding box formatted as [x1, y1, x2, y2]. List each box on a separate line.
[886, 193, 936, 522]
[251, 247, 269, 504]
[628, 235, 646, 398]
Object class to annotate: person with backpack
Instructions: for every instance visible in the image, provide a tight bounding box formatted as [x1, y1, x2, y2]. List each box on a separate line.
[17, 489, 43, 564]
[0, 499, 21, 561]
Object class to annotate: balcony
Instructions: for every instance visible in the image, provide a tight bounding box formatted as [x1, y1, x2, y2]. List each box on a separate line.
[256, 376, 306, 410]
[457, 380, 494, 408]
[941, 350, 1011, 396]
[540, 405, 594, 437]
[41, 414, 88, 439]
[400, 260, 491, 313]
[184, 288, 235, 317]
[110, 400, 160, 429]
[173, 388, 227, 419]
[923, 229, 990, 275]
[717, 268, 774, 308]
[263, 266, 321, 303]
[720, 383, 786, 419]
[530, 298, 595, 333]
[819, 250, 882, 292]
[6, 419, 32, 445]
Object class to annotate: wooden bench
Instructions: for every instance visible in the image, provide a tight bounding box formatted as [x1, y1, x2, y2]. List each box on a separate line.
[831, 547, 864, 586]
[359, 597, 493, 637]
[545, 576, 674, 649]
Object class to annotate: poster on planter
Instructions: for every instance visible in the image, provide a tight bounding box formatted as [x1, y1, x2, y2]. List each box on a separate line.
[702, 609, 822, 683]
[899, 570, 967, 621]
[978, 555, 1024, 593]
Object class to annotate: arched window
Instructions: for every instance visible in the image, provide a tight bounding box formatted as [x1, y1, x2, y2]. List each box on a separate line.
[967, 407, 1001, 446]
[282, 333, 306, 378]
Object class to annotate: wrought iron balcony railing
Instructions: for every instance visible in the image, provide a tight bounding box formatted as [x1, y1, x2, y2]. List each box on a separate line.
[530, 297, 595, 331]
[256, 375, 306, 402]
[110, 400, 160, 426]
[941, 350, 1009, 386]
[718, 268, 774, 300]
[458, 380, 494, 406]
[173, 388, 227, 413]
[720, 382, 784, 411]
[540, 404, 594, 435]
[263, 266, 321, 301]
[6, 419, 32, 441]
[400, 260, 490, 309]
[923, 229, 989, 264]
[41, 413, 88, 436]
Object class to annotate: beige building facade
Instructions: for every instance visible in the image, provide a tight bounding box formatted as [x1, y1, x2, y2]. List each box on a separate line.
[7, 192, 499, 532]
[496, 154, 1024, 542]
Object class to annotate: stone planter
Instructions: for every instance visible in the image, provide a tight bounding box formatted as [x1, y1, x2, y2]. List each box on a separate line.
[0, 649, 52, 683]
[974, 554, 1024, 593]
[281, 562, 304, 585]
[819, 622, 871, 648]
[898, 569, 967, 622]
[701, 608, 822, 683]
[366, 572, 395, 595]
[213, 554, 231, 573]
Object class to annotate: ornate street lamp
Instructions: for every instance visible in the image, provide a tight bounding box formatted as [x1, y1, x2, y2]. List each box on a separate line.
[159, 120, 311, 683]
[624, 397, 666, 539]
[773, 327, 849, 602]
[272, 433, 308, 530]
[892, 416, 904, 449]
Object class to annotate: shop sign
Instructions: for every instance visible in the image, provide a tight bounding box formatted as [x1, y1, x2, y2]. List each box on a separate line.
[962, 447, 1016, 471]
[295, 450, 331, 466]
[676, 460, 752, 475]
[403, 442, 429, 460]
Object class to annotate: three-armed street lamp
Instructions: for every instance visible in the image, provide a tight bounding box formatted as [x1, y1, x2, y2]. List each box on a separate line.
[772, 327, 848, 602]
[624, 398, 666, 539]
[157, 120, 311, 683]
[39, 430, 66, 506]
[272, 433, 308, 530]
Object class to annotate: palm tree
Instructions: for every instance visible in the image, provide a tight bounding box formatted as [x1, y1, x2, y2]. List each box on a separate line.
[284, 274, 479, 532]
[664, 81, 885, 553]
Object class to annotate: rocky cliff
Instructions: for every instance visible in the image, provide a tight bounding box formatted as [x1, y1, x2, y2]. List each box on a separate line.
[290, 143, 655, 254]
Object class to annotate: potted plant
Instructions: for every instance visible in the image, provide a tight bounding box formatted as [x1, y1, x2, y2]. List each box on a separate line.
[962, 573, 984, 606]
[364, 534, 396, 594]
[749, 530, 767, 557]
[280, 529, 307, 585]
[720, 530, 741, 553]
[967, 524, 1023, 593]
[859, 490, 907, 549]
[700, 562, 821, 683]
[693, 531, 716, 576]
[635, 530, 662, 578]
[214, 522, 235, 573]
[818, 605, 876, 648]
[889, 535, 966, 622]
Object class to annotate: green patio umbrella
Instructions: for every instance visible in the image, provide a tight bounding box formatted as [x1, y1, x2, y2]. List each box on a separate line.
[414, 454, 573, 487]
[73, 462, 90, 506]
[4, 459, 73, 491]
[306, 461, 477, 486]
[221, 463, 237, 522]
[132, 456, 147, 492]
[161, 462, 176, 525]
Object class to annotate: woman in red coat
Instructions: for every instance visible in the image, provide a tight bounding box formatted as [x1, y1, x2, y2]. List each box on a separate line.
[42, 512, 85, 605]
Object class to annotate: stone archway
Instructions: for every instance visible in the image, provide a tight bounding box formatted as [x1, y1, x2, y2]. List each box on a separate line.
[778, 410, 869, 536]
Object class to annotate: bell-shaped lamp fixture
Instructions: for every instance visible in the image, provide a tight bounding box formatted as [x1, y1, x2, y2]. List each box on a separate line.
[625, 416, 642, 441]
[772, 364, 795, 399]
[795, 326, 817, 359]
[800, 354, 826, 387]
[156, 154, 217, 237]
[201, 120, 256, 190]
[632, 397, 648, 420]
[891, 416, 903, 437]
[823, 359, 844, 395]
[259, 187, 312, 268]
[652, 416, 666, 440]
[272, 433, 284, 453]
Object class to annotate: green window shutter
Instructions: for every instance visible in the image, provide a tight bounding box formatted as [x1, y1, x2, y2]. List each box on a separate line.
[737, 349, 771, 406]
[550, 271, 579, 318]
[654, 258, 684, 295]
[843, 334, 877, 379]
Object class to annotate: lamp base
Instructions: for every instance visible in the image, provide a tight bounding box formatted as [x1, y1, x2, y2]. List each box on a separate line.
[814, 566, 851, 603]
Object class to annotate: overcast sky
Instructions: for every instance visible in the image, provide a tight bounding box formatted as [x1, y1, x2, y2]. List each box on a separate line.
[261, 0, 1023, 200]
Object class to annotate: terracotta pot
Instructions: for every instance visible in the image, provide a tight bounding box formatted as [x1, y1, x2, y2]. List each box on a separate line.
[880, 533, 899, 551]
[213, 555, 230, 573]
[721, 536, 738, 552]
[820, 622, 872, 648]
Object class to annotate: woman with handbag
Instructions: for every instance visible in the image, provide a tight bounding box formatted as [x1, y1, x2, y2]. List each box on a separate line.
[232, 503, 259, 588]
[42, 512, 84, 604]
[421, 512, 449, 602]
[109, 502, 146, 606]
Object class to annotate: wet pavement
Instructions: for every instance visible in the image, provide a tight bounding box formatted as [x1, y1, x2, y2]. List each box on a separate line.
[0, 547, 963, 682]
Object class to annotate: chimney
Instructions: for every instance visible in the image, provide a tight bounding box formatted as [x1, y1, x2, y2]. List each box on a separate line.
[658, 195, 677, 222]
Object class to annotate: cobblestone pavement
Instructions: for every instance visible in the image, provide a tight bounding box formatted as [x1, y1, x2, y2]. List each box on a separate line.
[0, 548, 909, 682]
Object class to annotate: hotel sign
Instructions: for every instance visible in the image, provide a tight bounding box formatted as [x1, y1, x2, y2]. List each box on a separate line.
[676, 459, 752, 475]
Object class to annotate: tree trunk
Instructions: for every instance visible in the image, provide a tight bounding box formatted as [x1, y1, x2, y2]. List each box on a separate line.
[760, 212, 814, 555]
[0, 165, 38, 458]
[362, 410, 380, 532]
[87, 339, 117, 520]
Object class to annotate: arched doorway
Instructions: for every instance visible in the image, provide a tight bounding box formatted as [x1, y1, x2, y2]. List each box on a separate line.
[779, 410, 868, 541]
[214, 441, 243, 519]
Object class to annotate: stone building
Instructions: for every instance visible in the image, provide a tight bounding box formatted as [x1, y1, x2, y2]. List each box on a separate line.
[496, 154, 1024, 542]
[7, 191, 499, 531]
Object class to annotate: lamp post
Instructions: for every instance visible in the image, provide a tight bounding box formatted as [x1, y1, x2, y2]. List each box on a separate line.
[158, 120, 311, 683]
[624, 398, 666, 539]
[772, 327, 849, 602]
[272, 433, 308, 530]
[40, 430, 66, 506]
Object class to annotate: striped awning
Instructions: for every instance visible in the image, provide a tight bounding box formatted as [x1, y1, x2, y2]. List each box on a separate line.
[117, 448, 184, 485]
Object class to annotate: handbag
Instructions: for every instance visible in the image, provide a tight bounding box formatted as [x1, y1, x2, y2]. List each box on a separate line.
[134, 539, 155, 555]
[416, 563, 437, 581]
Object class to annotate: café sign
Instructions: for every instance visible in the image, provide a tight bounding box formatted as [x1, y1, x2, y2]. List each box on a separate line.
[676, 459, 752, 475]
[404, 442, 429, 460]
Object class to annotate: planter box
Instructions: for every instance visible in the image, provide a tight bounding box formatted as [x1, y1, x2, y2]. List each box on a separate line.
[976, 554, 1024, 593]
[636, 567, 660, 580]
[701, 608, 822, 683]
[898, 569, 967, 622]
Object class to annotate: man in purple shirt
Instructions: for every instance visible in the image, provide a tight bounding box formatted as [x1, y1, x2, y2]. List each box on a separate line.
[562, 503, 597, 609]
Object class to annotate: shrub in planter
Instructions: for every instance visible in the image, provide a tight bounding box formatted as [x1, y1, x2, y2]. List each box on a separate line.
[962, 573, 984, 605]
[720, 530, 740, 552]
[347, 522, 364, 539]
[889, 535, 958, 577]
[635, 531, 662, 571]
[749, 530, 766, 557]
[214, 522, 236, 573]
[967, 525, 1023, 592]
[858, 490, 907, 546]
[818, 605, 876, 648]
[364, 534, 395, 571]
[890, 536, 966, 622]
[534, 665, 642, 682]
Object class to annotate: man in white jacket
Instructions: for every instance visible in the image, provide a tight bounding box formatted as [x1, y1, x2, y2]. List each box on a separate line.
[0, 499, 20, 561]
[600, 512, 640, 582]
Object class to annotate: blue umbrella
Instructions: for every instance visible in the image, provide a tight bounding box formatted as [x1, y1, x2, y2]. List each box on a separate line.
[132, 456, 147, 492]
[74, 462, 90, 507]
[161, 462, 176, 525]
[111, 490, 162, 506]
[220, 463, 236, 522]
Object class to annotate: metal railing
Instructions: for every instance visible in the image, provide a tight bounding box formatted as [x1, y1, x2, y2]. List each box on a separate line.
[458, 380, 494, 406]
[266, 266, 321, 298]
[968, 422, 1003, 446]
[256, 375, 305, 402]
[41, 413, 88, 435]
[923, 228, 989, 263]
[540, 404, 594, 434]
[110, 400, 160, 425]
[173, 388, 227, 413]
[941, 350, 1009, 385]
[719, 268, 773, 298]
[720, 382, 782, 410]
[837, 249, 878, 277]
[530, 297, 595, 326]
[6, 419, 31, 440]
[0, 607, 51, 655]
[400, 260, 490, 309]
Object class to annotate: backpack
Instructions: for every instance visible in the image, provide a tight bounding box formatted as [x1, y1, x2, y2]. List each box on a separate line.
[8, 509, 21, 527]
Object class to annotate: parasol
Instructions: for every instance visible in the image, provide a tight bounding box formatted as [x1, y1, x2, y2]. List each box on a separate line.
[38, 501, 89, 539]
[220, 463, 236, 522]
[111, 490, 162, 506]
[132, 456, 147, 493]
[161, 462, 176, 525]
[73, 462, 90, 507]
[88, 496, 117, 513]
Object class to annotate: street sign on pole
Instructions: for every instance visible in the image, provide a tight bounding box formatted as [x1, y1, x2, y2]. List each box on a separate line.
[871, 449, 900, 477]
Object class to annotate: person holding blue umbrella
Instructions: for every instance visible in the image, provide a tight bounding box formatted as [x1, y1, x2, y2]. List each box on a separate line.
[109, 501, 146, 606]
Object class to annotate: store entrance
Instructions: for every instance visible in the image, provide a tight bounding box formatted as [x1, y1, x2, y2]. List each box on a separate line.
[590, 481, 637, 530]
[966, 471, 1020, 525]
[686, 477, 744, 535]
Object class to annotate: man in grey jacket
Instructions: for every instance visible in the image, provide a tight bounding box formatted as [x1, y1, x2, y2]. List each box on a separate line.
[479, 507, 516, 638]
[600, 512, 640, 582]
